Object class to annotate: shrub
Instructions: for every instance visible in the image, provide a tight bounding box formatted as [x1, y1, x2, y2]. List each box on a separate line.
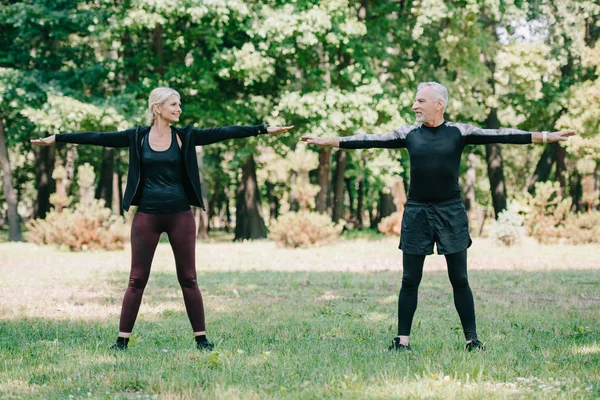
[27, 199, 128, 251]
[561, 212, 600, 244]
[270, 211, 344, 248]
[377, 211, 402, 236]
[26, 163, 128, 251]
[520, 181, 571, 244]
[488, 202, 525, 246]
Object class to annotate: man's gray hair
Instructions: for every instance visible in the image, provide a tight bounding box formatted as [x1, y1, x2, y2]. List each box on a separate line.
[417, 82, 448, 112]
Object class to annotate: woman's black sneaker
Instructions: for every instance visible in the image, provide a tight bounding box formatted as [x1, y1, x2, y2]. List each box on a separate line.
[388, 336, 411, 351]
[110, 337, 129, 350]
[465, 339, 485, 352]
[195, 335, 214, 351]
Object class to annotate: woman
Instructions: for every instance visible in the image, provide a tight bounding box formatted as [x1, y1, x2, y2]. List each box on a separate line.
[31, 87, 293, 350]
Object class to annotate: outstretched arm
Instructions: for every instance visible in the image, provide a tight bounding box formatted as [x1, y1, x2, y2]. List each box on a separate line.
[192, 124, 293, 146]
[30, 135, 57, 146]
[454, 122, 576, 145]
[301, 125, 416, 149]
[30, 129, 133, 148]
[531, 130, 576, 143]
[299, 136, 340, 147]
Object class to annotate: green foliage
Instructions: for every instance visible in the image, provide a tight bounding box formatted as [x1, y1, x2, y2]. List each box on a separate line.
[270, 211, 343, 248]
[22, 94, 127, 135]
[2, 0, 600, 236]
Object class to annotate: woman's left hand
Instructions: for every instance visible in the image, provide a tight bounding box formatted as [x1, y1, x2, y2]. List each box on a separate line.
[267, 125, 294, 135]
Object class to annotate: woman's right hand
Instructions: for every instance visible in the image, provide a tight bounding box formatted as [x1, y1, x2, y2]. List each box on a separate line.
[30, 135, 56, 146]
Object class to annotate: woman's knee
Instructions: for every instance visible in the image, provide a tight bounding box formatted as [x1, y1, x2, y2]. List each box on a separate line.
[178, 275, 198, 289]
[128, 276, 149, 289]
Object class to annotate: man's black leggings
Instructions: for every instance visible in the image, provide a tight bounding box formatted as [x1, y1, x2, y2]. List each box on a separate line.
[397, 249, 478, 341]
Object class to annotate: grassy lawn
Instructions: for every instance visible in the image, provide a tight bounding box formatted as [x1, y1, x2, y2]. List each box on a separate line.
[0, 237, 599, 399]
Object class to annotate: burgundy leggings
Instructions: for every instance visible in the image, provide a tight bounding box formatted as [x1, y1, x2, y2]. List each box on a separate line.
[119, 210, 205, 333]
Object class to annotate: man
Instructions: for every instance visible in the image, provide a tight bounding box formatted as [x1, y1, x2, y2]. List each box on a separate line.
[301, 82, 575, 351]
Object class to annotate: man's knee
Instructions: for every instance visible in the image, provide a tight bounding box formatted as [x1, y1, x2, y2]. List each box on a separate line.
[401, 273, 421, 290]
[449, 273, 470, 289]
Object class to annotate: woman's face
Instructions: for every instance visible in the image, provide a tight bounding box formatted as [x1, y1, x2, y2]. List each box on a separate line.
[156, 95, 181, 123]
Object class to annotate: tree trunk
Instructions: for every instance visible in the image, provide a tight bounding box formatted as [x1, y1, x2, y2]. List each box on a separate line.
[484, 107, 507, 217]
[152, 24, 164, 76]
[316, 147, 331, 214]
[224, 185, 232, 233]
[485, 142, 507, 217]
[483, 48, 507, 217]
[332, 149, 346, 222]
[526, 144, 556, 194]
[33, 144, 55, 219]
[345, 177, 354, 218]
[569, 171, 582, 213]
[355, 175, 364, 229]
[369, 201, 377, 229]
[63, 144, 78, 195]
[265, 181, 279, 221]
[0, 119, 23, 241]
[464, 153, 477, 234]
[289, 170, 300, 212]
[555, 143, 567, 197]
[196, 147, 209, 241]
[95, 147, 114, 206]
[234, 155, 267, 240]
[378, 192, 395, 220]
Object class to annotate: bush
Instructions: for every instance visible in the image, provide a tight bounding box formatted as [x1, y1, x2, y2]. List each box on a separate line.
[27, 199, 128, 251]
[27, 162, 128, 251]
[520, 181, 571, 244]
[377, 211, 402, 236]
[488, 202, 525, 246]
[270, 211, 344, 248]
[560, 212, 600, 244]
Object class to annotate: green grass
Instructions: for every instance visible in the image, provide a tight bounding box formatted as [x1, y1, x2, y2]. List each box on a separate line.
[1, 239, 599, 399]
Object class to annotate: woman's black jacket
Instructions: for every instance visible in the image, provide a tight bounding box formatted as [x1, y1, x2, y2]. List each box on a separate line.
[55, 124, 267, 211]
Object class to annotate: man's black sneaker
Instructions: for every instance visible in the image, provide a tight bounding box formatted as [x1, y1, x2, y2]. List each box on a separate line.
[110, 337, 129, 350]
[465, 339, 485, 352]
[195, 335, 214, 351]
[388, 336, 411, 351]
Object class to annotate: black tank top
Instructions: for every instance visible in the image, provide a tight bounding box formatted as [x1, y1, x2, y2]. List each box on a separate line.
[137, 129, 191, 214]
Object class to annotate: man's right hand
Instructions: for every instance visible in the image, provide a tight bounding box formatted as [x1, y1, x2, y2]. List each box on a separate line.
[30, 135, 56, 146]
[300, 136, 340, 147]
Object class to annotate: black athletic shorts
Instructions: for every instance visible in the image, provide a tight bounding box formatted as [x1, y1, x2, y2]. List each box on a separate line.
[399, 198, 472, 255]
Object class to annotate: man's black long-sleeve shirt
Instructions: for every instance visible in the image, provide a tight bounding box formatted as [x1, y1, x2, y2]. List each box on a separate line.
[339, 120, 532, 203]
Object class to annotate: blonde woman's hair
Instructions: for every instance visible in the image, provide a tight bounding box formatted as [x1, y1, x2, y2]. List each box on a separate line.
[146, 87, 180, 125]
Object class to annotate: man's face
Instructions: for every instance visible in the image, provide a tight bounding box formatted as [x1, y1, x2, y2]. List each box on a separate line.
[411, 86, 442, 123]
